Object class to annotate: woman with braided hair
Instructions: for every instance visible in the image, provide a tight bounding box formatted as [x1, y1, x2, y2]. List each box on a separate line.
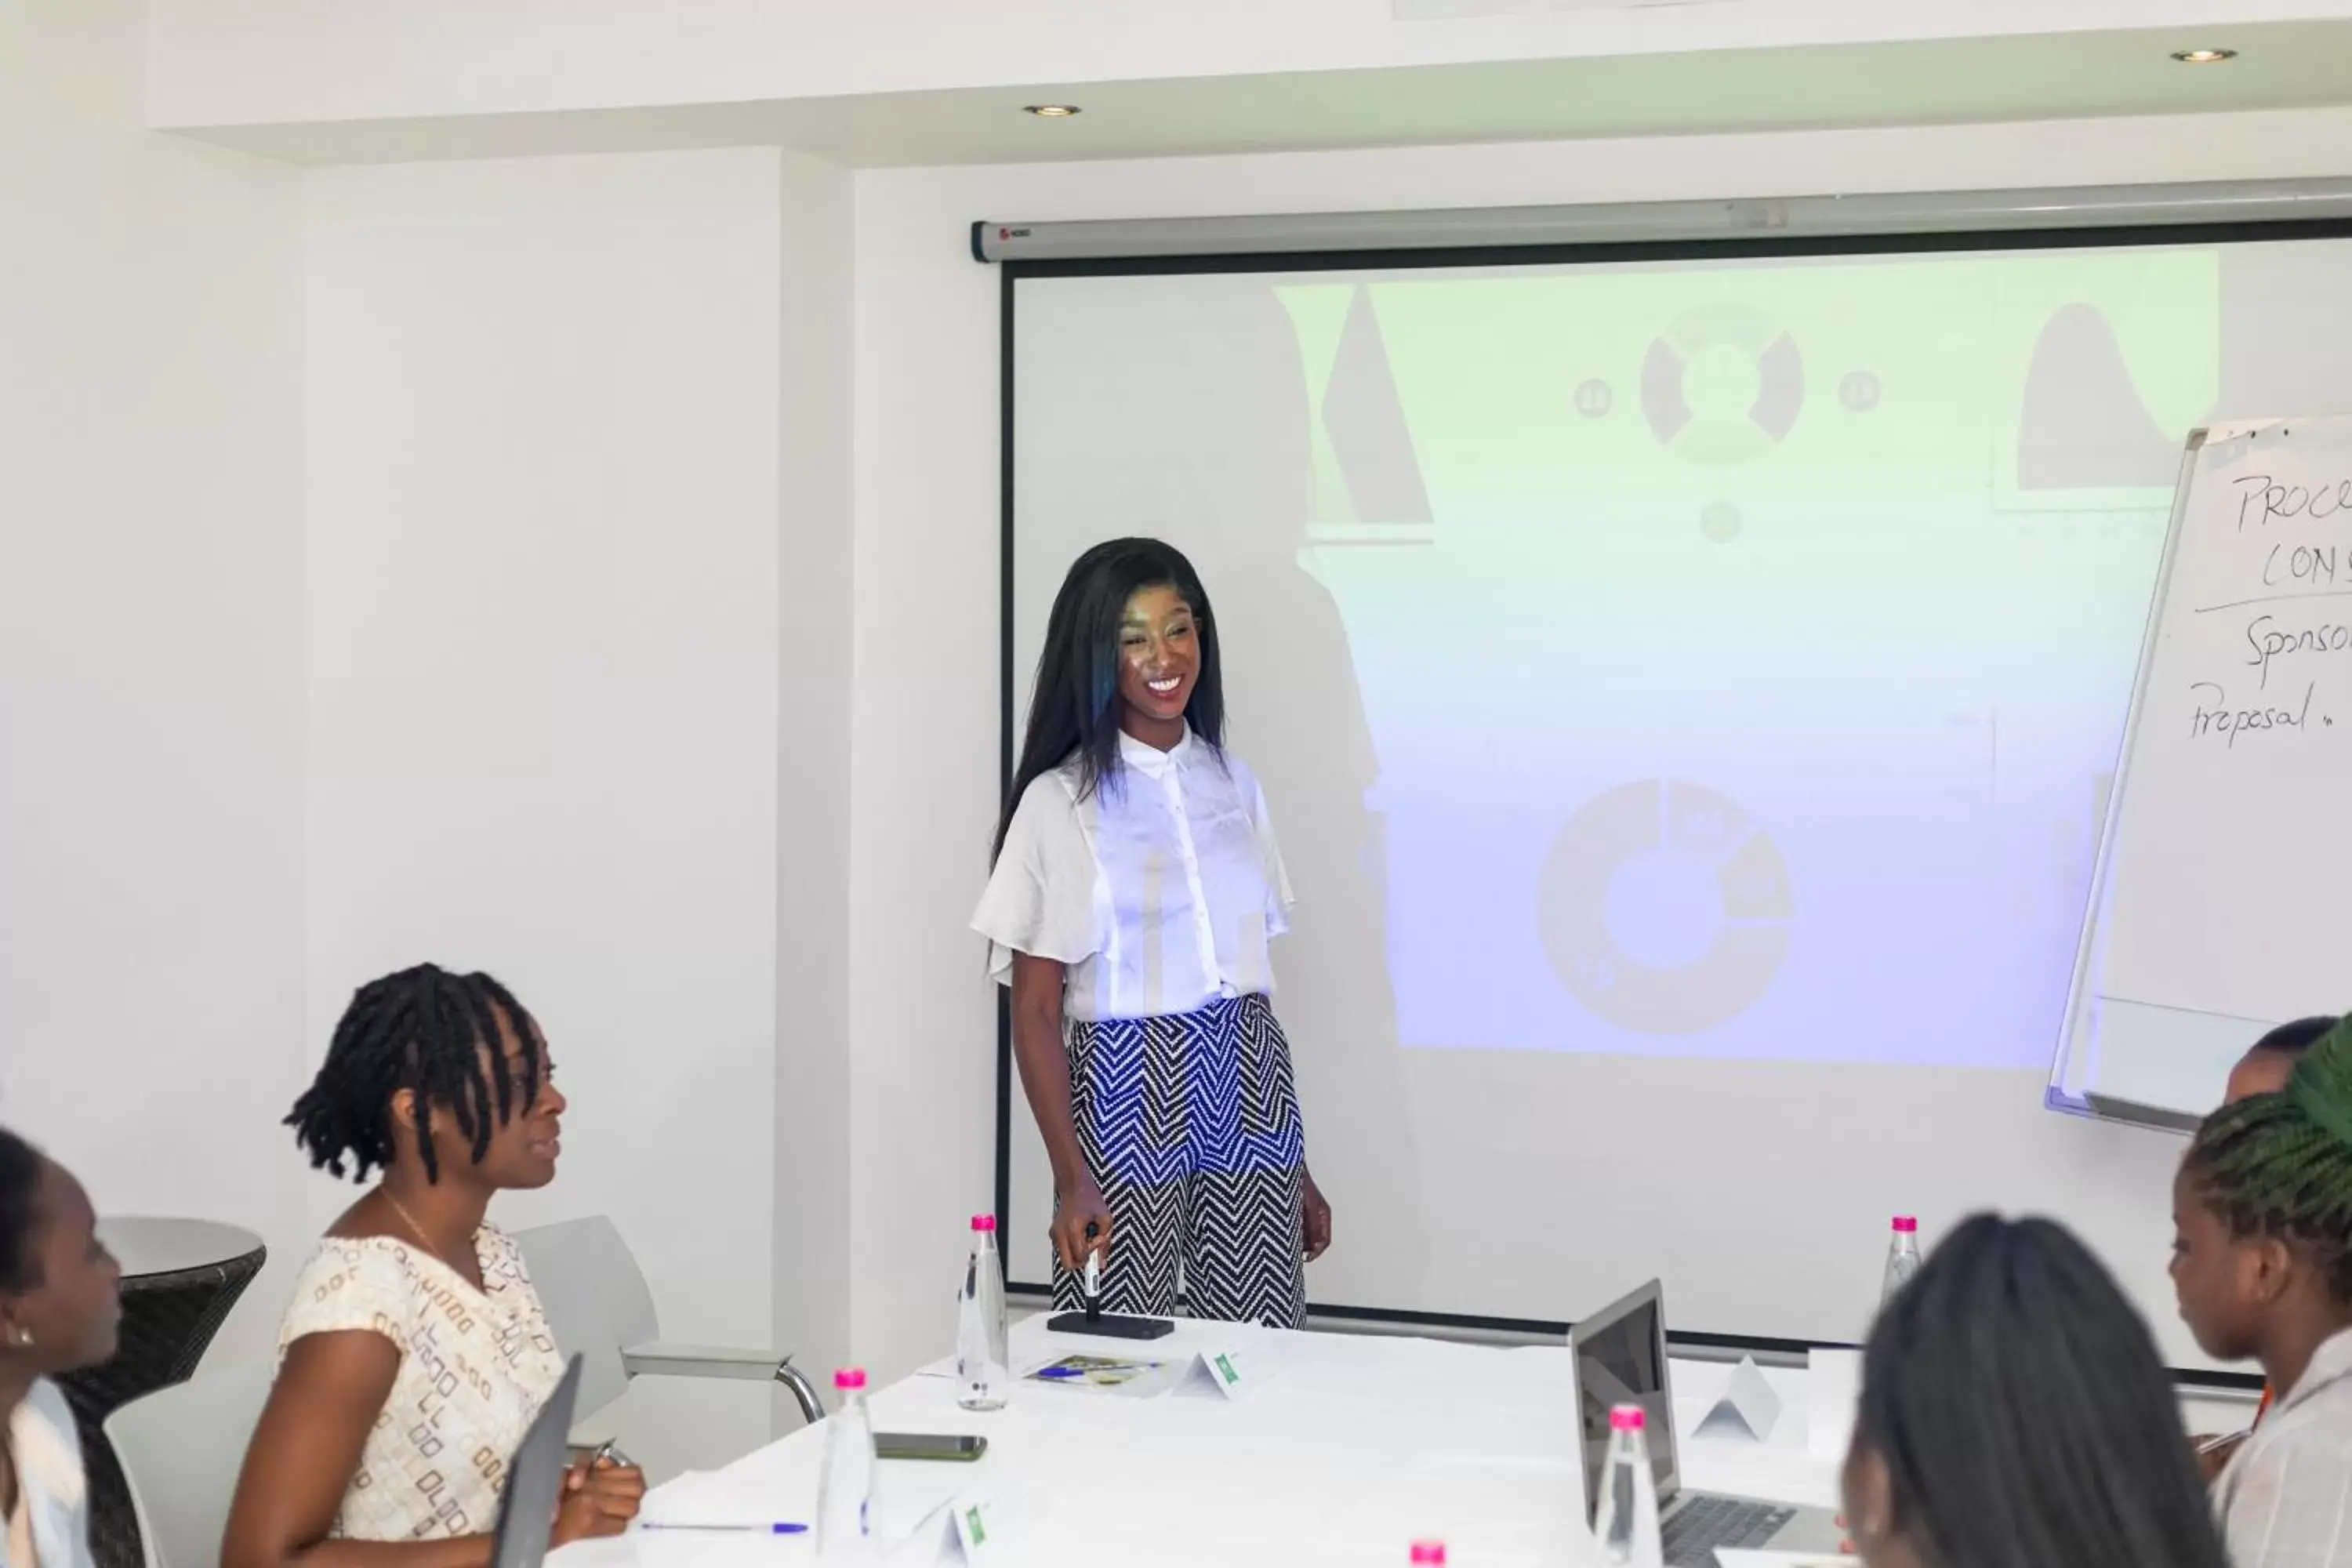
[225, 964, 643, 1568]
[2174, 1011, 2352, 1566]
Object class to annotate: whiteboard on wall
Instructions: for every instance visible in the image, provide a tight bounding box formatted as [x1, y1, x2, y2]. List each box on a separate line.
[2053, 416, 2352, 1131]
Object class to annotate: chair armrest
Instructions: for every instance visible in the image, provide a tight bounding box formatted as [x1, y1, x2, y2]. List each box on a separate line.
[566, 1413, 621, 1451]
[622, 1342, 827, 1425]
[622, 1342, 784, 1379]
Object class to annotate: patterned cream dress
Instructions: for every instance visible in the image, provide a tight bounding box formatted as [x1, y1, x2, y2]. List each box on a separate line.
[277, 1226, 565, 1541]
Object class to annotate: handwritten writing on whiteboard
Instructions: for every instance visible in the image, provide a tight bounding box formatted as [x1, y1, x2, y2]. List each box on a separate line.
[2183, 466, 2352, 747]
[2063, 417, 2352, 1113]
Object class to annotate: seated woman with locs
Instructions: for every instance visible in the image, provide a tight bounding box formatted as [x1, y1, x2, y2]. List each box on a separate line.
[223, 964, 643, 1568]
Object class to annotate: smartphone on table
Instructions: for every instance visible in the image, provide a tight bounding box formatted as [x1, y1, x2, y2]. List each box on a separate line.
[873, 1432, 988, 1462]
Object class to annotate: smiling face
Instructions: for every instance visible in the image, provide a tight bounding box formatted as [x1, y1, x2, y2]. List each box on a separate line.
[1115, 583, 1200, 740]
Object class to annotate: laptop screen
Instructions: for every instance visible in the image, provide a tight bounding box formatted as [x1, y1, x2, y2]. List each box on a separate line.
[491, 1356, 583, 1568]
[1573, 1286, 1677, 1521]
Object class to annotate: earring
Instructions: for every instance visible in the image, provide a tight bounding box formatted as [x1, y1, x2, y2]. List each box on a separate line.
[3, 1325, 29, 1349]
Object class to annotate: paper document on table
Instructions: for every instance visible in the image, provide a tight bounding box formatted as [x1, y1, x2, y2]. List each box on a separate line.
[637, 1468, 813, 1529]
[1805, 1349, 1860, 1461]
[1022, 1352, 1178, 1396]
[1714, 1553, 1847, 1568]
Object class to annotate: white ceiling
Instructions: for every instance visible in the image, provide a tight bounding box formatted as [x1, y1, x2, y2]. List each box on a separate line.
[178, 19, 2352, 169]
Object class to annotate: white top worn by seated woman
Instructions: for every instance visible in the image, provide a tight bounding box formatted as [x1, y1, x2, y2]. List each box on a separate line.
[277, 1226, 564, 1542]
[2, 1379, 94, 1568]
[2218, 1325, 2352, 1567]
[977, 727, 1293, 1020]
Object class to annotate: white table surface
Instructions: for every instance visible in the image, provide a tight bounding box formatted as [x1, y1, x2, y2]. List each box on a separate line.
[552, 1317, 1842, 1568]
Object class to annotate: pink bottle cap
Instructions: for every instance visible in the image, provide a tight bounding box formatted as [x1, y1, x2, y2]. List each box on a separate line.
[1610, 1404, 1646, 1431]
[971, 1214, 996, 1232]
[1892, 1216, 1918, 1233]
[834, 1367, 867, 1390]
[1410, 1544, 1447, 1566]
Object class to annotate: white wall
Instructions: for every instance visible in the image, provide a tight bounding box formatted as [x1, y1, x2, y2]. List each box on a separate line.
[0, 0, 305, 1359]
[771, 148, 859, 1403]
[841, 102, 2352, 1381]
[144, 0, 2352, 131]
[302, 147, 788, 1472]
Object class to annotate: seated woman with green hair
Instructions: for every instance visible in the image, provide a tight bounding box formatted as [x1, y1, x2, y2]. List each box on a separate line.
[2174, 1012, 2352, 1566]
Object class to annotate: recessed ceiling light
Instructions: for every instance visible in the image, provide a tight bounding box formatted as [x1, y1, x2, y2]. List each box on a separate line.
[1025, 103, 1082, 118]
[2171, 47, 2238, 64]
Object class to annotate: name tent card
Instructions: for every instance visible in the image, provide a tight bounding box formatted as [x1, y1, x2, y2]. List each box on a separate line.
[1693, 1356, 1782, 1441]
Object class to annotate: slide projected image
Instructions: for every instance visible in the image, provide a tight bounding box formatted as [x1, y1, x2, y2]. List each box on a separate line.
[1266, 253, 2212, 1068]
[1537, 779, 1793, 1037]
[1020, 250, 2221, 1070]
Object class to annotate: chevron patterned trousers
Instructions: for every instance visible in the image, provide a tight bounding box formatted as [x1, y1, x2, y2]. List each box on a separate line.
[1055, 993, 1308, 1329]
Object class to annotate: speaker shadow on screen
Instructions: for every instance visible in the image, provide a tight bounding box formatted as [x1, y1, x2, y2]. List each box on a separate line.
[1023, 277, 1432, 1295]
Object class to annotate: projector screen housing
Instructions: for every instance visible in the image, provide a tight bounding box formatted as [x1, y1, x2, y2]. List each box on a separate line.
[992, 198, 2352, 1368]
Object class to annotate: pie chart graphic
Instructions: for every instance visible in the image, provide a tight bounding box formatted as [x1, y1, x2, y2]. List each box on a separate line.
[1641, 304, 1805, 468]
[1537, 780, 1794, 1035]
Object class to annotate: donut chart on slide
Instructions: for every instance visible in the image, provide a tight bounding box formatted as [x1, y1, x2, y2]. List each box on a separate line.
[1538, 780, 1795, 1035]
[1641, 303, 1805, 467]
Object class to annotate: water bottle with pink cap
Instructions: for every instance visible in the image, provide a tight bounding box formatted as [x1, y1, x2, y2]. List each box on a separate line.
[1410, 1543, 1446, 1566]
[1594, 1404, 1662, 1567]
[816, 1367, 875, 1559]
[1881, 1215, 1922, 1306]
[957, 1214, 1010, 1410]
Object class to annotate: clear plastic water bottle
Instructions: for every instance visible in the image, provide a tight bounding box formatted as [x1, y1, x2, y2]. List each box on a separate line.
[1882, 1215, 1922, 1305]
[957, 1214, 1010, 1411]
[815, 1367, 875, 1559]
[1594, 1404, 1663, 1568]
[1410, 1543, 1447, 1567]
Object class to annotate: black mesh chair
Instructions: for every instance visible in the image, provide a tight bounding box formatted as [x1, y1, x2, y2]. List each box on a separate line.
[59, 1220, 267, 1568]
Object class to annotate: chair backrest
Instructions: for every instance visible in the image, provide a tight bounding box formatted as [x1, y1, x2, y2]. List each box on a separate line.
[105, 1359, 274, 1568]
[510, 1216, 659, 1420]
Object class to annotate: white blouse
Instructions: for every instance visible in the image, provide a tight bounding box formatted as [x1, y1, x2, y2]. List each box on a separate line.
[975, 728, 1293, 1022]
[2, 1379, 93, 1568]
[277, 1227, 565, 1543]
[2218, 1326, 2352, 1568]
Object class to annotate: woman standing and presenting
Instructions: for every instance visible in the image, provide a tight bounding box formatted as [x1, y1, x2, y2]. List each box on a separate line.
[975, 538, 1332, 1329]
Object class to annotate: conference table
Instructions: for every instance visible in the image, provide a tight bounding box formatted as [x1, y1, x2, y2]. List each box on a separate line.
[552, 1315, 1842, 1568]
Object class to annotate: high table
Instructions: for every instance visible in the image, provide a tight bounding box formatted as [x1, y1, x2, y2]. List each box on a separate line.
[60, 1218, 268, 1568]
[553, 1316, 1838, 1568]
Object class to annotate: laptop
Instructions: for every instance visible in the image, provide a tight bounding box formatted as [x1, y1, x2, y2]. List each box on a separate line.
[1570, 1281, 1843, 1568]
[491, 1355, 586, 1568]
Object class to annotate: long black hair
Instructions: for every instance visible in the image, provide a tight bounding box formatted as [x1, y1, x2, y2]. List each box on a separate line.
[286, 964, 544, 1185]
[1857, 1214, 2225, 1568]
[0, 1125, 43, 1293]
[993, 538, 1225, 863]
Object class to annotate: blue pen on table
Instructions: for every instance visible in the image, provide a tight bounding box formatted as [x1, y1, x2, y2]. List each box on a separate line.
[1034, 1365, 1083, 1380]
[637, 1522, 809, 1536]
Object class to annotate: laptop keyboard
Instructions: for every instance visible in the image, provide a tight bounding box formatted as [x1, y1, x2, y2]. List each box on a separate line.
[1660, 1495, 1797, 1568]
